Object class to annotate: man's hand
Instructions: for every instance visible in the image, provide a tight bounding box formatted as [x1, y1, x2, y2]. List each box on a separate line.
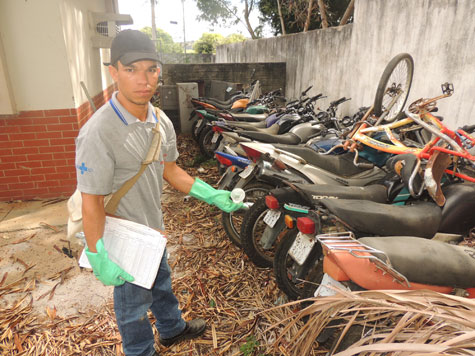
[189, 178, 243, 213]
[85, 239, 134, 286]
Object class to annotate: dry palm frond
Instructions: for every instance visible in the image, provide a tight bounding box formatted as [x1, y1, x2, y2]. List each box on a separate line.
[261, 288, 475, 356]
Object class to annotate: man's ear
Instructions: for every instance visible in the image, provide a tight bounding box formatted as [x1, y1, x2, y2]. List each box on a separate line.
[109, 65, 118, 82]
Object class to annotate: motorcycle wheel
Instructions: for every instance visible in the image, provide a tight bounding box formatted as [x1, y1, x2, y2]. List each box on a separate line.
[240, 196, 288, 268]
[373, 53, 414, 122]
[273, 229, 323, 300]
[221, 182, 273, 247]
[198, 126, 218, 158]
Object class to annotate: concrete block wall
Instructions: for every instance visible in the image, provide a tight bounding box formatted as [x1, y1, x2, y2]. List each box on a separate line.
[162, 62, 286, 97]
[0, 84, 115, 201]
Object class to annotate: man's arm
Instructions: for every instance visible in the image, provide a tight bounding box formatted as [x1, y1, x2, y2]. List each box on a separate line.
[163, 161, 243, 213]
[163, 161, 195, 194]
[81, 192, 106, 253]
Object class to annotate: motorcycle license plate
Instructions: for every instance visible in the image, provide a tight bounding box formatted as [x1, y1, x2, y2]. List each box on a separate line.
[239, 164, 254, 179]
[289, 232, 315, 265]
[211, 131, 219, 143]
[263, 209, 281, 228]
[194, 119, 203, 135]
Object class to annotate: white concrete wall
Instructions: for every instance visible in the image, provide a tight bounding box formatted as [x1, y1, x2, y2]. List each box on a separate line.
[0, 0, 74, 111]
[0, 0, 115, 113]
[59, 0, 114, 109]
[216, 0, 475, 127]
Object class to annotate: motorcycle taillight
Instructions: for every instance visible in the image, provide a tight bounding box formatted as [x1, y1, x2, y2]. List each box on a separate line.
[215, 153, 232, 167]
[297, 217, 315, 234]
[240, 144, 262, 162]
[212, 126, 224, 133]
[265, 195, 279, 210]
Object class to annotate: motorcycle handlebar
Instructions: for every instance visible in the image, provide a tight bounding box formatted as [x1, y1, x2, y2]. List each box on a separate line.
[301, 86, 313, 97]
[330, 97, 351, 107]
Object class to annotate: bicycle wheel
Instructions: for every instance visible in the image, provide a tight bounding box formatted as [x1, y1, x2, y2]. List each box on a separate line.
[221, 182, 273, 247]
[373, 53, 414, 122]
[273, 229, 323, 300]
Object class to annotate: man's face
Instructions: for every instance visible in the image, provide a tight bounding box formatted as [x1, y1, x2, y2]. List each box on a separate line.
[109, 60, 160, 107]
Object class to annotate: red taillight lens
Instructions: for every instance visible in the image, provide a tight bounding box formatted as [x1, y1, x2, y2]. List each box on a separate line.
[297, 217, 315, 234]
[215, 153, 232, 166]
[212, 126, 224, 133]
[265, 195, 279, 210]
[240, 144, 262, 163]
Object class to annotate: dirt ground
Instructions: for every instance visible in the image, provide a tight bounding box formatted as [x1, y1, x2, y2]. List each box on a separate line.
[0, 136, 291, 355]
[0, 186, 199, 320]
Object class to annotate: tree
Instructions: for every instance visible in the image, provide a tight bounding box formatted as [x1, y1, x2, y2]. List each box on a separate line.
[221, 33, 247, 44]
[259, 0, 353, 35]
[194, 0, 261, 39]
[193, 33, 224, 53]
[141, 27, 183, 53]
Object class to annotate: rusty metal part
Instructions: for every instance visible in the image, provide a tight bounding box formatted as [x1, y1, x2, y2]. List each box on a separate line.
[424, 150, 452, 206]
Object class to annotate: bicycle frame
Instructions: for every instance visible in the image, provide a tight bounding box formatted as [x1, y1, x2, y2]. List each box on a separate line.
[348, 87, 475, 183]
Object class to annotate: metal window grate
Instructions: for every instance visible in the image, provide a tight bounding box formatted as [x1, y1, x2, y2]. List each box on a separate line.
[96, 21, 121, 37]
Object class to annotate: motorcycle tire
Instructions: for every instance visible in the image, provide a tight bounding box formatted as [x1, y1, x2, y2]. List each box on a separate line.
[198, 126, 218, 159]
[373, 53, 414, 122]
[190, 114, 200, 142]
[239, 196, 287, 268]
[221, 182, 273, 247]
[273, 229, 323, 300]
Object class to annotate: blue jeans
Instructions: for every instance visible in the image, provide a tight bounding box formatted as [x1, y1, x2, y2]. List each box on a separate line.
[114, 250, 186, 356]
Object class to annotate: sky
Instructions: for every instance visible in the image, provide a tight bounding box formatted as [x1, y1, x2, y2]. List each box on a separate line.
[117, 0, 264, 42]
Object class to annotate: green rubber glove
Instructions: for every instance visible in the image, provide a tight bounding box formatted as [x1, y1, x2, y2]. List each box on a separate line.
[189, 178, 243, 213]
[85, 239, 134, 286]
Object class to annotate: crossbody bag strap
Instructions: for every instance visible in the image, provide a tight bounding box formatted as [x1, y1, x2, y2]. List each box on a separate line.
[104, 108, 162, 215]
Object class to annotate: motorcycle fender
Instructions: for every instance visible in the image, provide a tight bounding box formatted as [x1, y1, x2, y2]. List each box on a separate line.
[314, 273, 350, 297]
[234, 164, 259, 189]
[217, 166, 241, 190]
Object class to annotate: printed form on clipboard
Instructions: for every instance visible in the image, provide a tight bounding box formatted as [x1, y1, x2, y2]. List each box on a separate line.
[79, 216, 167, 289]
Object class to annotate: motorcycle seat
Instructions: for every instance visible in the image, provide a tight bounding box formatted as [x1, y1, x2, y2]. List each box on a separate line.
[360, 236, 475, 289]
[223, 120, 267, 130]
[320, 199, 441, 238]
[221, 132, 252, 143]
[271, 147, 373, 177]
[229, 112, 268, 122]
[293, 183, 388, 204]
[237, 131, 302, 145]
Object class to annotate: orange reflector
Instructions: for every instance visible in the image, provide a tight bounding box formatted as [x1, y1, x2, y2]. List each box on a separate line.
[284, 215, 294, 229]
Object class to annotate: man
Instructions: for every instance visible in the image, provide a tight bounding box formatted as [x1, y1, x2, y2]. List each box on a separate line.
[75, 30, 242, 356]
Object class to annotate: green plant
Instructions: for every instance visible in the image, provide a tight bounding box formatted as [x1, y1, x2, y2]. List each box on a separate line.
[240, 335, 259, 356]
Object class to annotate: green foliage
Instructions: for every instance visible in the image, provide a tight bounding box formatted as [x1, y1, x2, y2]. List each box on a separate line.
[240, 335, 260, 356]
[221, 33, 247, 45]
[193, 33, 224, 53]
[141, 27, 183, 54]
[195, 0, 239, 26]
[193, 33, 247, 54]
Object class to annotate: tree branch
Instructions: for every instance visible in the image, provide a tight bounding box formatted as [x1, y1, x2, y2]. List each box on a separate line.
[339, 0, 355, 26]
[317, 0, 328, 28]
[303, 0, 314, 32]
[276, 0, 287, 35]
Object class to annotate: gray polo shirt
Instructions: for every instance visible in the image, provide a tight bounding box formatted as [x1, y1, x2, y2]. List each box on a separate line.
[75, 92, 179, 230]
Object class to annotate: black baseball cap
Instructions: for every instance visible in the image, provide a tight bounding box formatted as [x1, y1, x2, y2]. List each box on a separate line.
[104, 29, 159, 66]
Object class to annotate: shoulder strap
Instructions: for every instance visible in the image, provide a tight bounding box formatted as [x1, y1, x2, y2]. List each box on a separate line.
[104, 108, 162, 215]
